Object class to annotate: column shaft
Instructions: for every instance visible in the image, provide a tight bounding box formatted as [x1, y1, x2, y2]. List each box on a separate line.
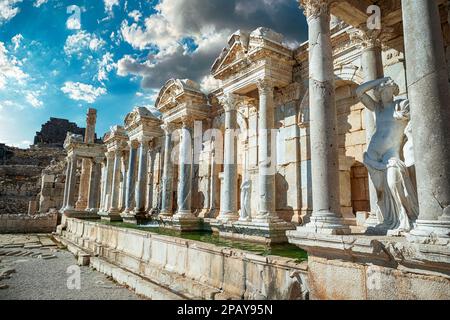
[219, 95, 238, 221]
[256, 80, 277, 221]
[160, 126, 174, 215]
[109, 151, 122, 213]
[124, 146, 137, 213]
[65, 155, 78, 210]
[402, 0, 450, 240]
[302, 0, 349, 234]
[87, 159, 101, 212]
[176, 122, 193, 216]
[134, 141, 149, 215]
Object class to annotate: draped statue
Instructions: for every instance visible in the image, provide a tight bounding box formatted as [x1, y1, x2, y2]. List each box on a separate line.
[239, 179, 251, 221]
[356, 77, 419, 236]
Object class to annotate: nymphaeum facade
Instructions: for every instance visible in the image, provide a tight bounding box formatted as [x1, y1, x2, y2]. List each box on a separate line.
[59, 0, 450, 299]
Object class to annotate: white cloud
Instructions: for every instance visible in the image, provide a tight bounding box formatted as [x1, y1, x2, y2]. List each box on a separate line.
[200, 75, 221, 94]
[97, 52, 116, 83]
[25, 91, 43, 108]
[0, 0, 22, 25]
[0, 41, 28, 89]
[64, 31, 106, 57]
[11, 34, 23, 50]
[61, 81, 106, 103]
[33, 0, 47, 8]
[104, 0, 119, 14]
[128, 10, 141, 22]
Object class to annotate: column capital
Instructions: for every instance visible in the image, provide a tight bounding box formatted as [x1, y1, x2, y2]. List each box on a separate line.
[299, 0, 331, 21]
[105, 151, 115, 160]
[181, 116, 194, 129]
[128, 139, 139, 149]
[348, 24, 395, 50]
[161, 122, 176, 135]
[256, 78, 274, 95]
[218, 93, 239, 112]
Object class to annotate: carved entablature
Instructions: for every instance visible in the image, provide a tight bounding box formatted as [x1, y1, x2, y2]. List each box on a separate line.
[274, 82, 303, 106]
[155, 78, 210, 125]
[124, 106, 163, 142]
[104, 125, 128, 153]
[63, 132, 106, 159]
[211, 27, 295, 94]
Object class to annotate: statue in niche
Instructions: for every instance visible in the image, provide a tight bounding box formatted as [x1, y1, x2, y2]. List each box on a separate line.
[356, 77, 419, 236]
[239, 179, 251, 221]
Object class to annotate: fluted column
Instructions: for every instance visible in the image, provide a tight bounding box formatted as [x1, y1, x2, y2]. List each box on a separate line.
[108, 150, 122, 215]
[402, 0, 450, 242]
[175, 118, 194, 217]
[300, 0, 349, 234]
[120, 151, 128, 211]
[100, 152, 114, 213]
[218, 93, 239, 221]
[160, 123, 175, 216]
[255, 79, 277, 222]
[123, 142, 138, 214]
[87, 157, 102, 212]
[209, 142, 217, 215]
[65, 155, 78, 211]
[146, 149, 155, 212]
[75, 159, 91, 210]
[134, 138, 150, 216]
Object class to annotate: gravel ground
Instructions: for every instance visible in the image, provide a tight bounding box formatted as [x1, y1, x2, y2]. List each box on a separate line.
[0, 234, 144, 300]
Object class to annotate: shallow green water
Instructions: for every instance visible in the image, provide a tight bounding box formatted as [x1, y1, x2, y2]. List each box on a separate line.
[97, 221, 307, 263]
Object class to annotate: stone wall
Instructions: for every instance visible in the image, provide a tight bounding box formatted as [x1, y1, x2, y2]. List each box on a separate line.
[0, 212, 58, 233]
[0, 146, 66, 214]
[59, 218, 309, 300]
[33, 117, 86, 148]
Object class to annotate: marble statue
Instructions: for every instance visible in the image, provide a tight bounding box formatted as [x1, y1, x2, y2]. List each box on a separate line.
[239, 179, 251, 221]
[356, 77, 419, 236]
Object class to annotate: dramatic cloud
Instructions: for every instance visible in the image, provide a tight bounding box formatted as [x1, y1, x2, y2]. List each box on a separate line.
[61, 81, 106, 103]
[0, 0, 22, 25]
[0, 41, 28, 89]
[64, 31, 106, 57]
[118, 0, 307, 90]
[128, 9, 142, 22]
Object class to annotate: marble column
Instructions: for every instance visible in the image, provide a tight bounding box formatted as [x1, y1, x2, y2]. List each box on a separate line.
[218, 93, 239, 221]
[350, 25, 387, 226]
[120, 151, 128, 211]
[108, 150, 122, 216]
[123, 142, 138, 214]
[146, 149, 155, 212]
[65, 155, 78, 211]
[61, 158, 71, 211]
[134, 138, 149, 217]
[175, 119, 194, 217]
[209, 144, 217, 215]
[101, 152, 114, 213]
[75, 159, 91, 210]
[255, 79, 277, 222]
[160, 123, 175, 216]
[402, 0, 450, 242]
[300, 0, 349, 234]
[87, 158, 102, 212]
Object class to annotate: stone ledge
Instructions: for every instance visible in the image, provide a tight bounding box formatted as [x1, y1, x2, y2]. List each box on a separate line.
[287, 230, 450, 277]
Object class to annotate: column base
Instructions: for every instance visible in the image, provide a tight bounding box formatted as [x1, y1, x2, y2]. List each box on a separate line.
[300, 214, 351, 235]
[159, 210, 174, 217]
[406, 219, 450, 245]
[62, 208, 99, 220]
[100, 209, 123, 222]
[217, 211, 239, 223]
[172, 215, 201, 231]
[210, 218, 296, 244]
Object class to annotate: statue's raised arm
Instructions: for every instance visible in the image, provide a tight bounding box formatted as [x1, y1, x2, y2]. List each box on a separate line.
[356, 77, 391, 111]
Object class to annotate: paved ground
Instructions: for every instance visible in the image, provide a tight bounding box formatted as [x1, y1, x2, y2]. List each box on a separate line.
[0, 234, 144, 300]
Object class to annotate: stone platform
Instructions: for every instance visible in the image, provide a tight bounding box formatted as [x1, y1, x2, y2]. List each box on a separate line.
[209, 219, 296, 244]
[287, 229, 450, 300]
[57, 217, 309, 300]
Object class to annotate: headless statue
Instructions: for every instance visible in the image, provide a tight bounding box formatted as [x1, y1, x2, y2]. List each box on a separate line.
[356, 77, 419, 236]
[239, 179, 251, 221]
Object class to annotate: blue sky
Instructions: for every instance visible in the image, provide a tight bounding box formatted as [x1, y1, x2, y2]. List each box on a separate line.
[0, 0, 307, 148]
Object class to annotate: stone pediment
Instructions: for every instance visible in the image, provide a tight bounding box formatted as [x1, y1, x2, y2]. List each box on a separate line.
[155, 78, 210, 123]
[124, 106, 163, 141]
